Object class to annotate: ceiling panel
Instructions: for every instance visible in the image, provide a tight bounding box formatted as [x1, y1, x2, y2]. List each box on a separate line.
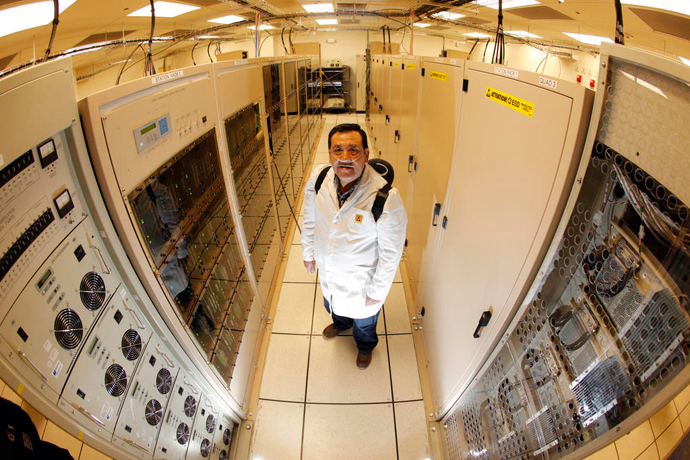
[629, 8, 690, 42]
[508, 5, 574, 21]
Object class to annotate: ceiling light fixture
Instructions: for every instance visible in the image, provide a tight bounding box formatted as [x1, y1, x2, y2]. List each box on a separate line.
[0, 0, 77, 39]
[414, 22, 431, 28]
[316, 19, 338, 25]
[475, 0, 540, 10]
[680, 57, 690, 66]
[209, 15, 244, 25]
[620, 0, 690, 17]
[463, 32, 492, 38]
[505, 30, 542, 38]
[247, 24, 275, 30]
[303, 3, 335, 13]
[563, 32, 614, 46]
[128, 1, 199, 18]
[432, 11, 465, 20]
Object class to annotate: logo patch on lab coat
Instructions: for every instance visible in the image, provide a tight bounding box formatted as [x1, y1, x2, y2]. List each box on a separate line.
[354, 214, 363, 224]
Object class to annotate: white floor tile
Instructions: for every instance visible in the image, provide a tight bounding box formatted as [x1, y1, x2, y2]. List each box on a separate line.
[307, 336, 392, 403]
[250, 400, 304, 460]
[383, 283, 411, 333]
[395, 401, 431, 460]
[259, 334, 310, 401]
[283, 245, 317, 283]
[272, 283, 316, 334]
[312, 284, 385, 336]
[388, 335, 423, 401]
[302, 403, 397, 460]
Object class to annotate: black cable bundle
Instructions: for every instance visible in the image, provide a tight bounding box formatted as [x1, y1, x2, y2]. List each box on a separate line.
[43, 0, 60, 62]
[145, 0, 156, 75]
[492, 0, 505, 65]
[614, 0, 625, 44]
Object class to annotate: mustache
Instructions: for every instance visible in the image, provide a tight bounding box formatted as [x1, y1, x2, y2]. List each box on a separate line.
[334, 160, 356, 167]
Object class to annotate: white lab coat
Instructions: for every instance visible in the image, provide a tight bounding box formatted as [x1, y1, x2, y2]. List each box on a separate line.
[302, 164, 408, 319]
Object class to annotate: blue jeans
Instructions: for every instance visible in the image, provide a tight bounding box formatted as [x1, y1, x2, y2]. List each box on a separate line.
[324, 297, 380, 354]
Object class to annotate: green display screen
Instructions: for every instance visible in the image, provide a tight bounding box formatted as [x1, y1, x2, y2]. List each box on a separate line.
[140, 123, 156, 135]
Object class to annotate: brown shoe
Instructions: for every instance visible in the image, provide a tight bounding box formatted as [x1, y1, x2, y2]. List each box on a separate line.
[356, 352, 372, 369]
[322, 324, 341, 339]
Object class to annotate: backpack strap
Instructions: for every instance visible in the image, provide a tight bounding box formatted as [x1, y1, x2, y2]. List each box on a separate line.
[372, 183, 391, 222]
[314, 166, 331, 195]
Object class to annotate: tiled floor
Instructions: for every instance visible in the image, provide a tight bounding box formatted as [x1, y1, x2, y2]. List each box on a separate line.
[249, 113, 431, 460]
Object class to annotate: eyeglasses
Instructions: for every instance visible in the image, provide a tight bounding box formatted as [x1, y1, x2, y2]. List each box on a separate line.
[329, 145, 366, 160]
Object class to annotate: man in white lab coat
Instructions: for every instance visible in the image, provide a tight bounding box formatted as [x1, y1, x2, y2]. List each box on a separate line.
[302, 123, 407, 369]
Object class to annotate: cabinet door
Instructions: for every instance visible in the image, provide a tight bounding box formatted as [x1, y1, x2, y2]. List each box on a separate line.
[420, 67, 577, 413]
[407, 60, 464, 296]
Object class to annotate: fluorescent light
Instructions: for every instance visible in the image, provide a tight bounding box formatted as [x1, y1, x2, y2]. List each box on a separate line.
[563, 32, 613, 46]
[316, 19, 338, 25]
[680, 57, 690, 66]
[209, 15, 244, 25]
[621, 0, 690, 16]
[303, 3, 334, 13]
[247, 24, 275, 30]
[0, 0, 77, 39]
[463, 32, 492, 38]
[432, 11, 465, 20]
[414, 22, 431, 28]
[128, 1, 199, 18]
[476, 0, 540, 10]
[505, 30, 542, 38]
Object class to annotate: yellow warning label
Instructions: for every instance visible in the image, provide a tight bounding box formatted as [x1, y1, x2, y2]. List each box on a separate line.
[430, 71, 447, 82]
[407, 64, 416, 70]
[486, 87, 534, 118]
[394, 61, 400, 66]
[17, 383, 24, 395]
[355, 214, 363, 224]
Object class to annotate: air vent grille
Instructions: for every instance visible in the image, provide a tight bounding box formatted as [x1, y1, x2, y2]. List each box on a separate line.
[54, 309, 84, 350]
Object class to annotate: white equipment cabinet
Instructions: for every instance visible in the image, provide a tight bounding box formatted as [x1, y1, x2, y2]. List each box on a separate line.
[416, 62, 593, 415]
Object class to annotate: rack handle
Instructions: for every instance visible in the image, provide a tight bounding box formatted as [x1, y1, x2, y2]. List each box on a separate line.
[473, 311, 492, 338]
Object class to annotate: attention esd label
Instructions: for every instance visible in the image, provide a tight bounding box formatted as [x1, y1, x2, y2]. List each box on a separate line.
[486, 87, 534, 118]
[430, 71, 447, 81]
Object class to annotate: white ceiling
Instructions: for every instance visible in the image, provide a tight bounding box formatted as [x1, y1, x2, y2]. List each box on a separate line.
[1, 0, 689, 77]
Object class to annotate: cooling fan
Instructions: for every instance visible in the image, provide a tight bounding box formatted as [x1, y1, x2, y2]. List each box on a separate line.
[184, 395, 197, 417]
[79, 272, 107, 311]
[121, 329, 142, 361]
[104, 364, 128, 397]
[200, 438, 211, 457]
[206, 414, 215, 434]
[156, 368, 173, 394]
[53, 309, 84, 350]
[223, 427, 231, 445]
[176, 422, 190, 445]
[145, 399, 163, 426]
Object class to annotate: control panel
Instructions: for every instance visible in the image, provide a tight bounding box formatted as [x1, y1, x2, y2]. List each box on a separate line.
[0, 218, 119, 403]
[60, 285, 152, 438]
[0, 130, 85, 313]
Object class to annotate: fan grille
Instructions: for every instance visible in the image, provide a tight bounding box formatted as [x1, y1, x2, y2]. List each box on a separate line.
[79, 272, 106, 311]
[54, 309, 84, 350]
[200, 438, 211, 457]
[176, 422, 190, 445]
[121, 329, 142, 361]
[104, 364, 127, 397]
[184, 395, 197, 417]
[145, 399, 163, 426]
[223, 428, 231, 445]
[156, 368, 173, 394]
[206, 414, 215, 434]
[219, 450, 227, 460]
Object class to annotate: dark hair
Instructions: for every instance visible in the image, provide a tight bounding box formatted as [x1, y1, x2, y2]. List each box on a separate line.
[327, 123, 368, 150]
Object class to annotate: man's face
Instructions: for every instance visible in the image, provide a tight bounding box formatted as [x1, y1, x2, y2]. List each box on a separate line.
[329, 131, 369, 187]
